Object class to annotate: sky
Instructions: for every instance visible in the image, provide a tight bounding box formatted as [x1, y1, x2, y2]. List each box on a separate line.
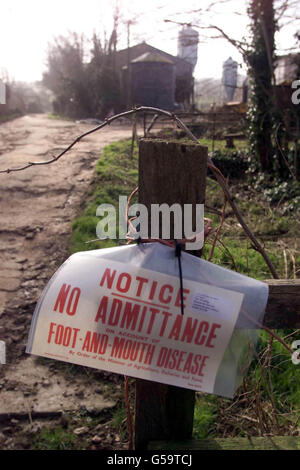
[0, 0, 299, 83]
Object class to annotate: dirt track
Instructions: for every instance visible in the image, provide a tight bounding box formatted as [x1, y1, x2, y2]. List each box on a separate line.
[0, 114, 132, 448]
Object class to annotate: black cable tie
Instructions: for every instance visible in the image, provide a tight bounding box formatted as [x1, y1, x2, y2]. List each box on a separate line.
[136, 210, 140, 234]
[175, 240, 181, 258]
[175, 240, 184, 316]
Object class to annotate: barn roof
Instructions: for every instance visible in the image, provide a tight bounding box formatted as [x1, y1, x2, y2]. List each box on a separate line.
[115, 42, 192, 77]
[131, 52, 174, 64]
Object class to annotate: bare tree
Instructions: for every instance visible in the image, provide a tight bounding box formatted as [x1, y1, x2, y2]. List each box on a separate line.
[43, 28, 121, 120]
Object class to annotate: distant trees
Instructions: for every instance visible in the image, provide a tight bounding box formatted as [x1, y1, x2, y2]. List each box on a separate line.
[43, 31, 121, 120]
[0, 75, 51, 121]
[43, 33, 88, 118]
[86, 33, 120, 119]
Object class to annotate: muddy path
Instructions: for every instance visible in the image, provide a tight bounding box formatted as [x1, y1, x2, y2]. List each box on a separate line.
[0, 114, 132, 449]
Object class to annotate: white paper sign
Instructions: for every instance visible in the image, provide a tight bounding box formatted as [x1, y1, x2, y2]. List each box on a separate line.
[27, 256, 244, 394]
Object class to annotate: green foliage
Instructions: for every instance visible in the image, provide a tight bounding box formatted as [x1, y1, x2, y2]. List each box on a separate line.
[71, 139, 138, 254]
[193, 395, 218, 439]
[246, 153, 300, 213]
[203, 239, 280, 280]
[261, 180, 300, 212]
[33, 426, 77, 450]
[253, 332, 300, 408]
[212, 150, 249, 179]
[198, 138, 248, 153]
[111, 405, 128, 440]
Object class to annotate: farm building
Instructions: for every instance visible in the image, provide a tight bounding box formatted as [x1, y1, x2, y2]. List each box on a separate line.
[232, 53, 299, 104]
[114, 41, 195, 111]
[215, 52, 300, 109]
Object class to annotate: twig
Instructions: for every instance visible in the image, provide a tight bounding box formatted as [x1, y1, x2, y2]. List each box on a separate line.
[241, 309, 293, 355]
[130, 114, 137, 159]
[25, 400, 33, 426]
[237, 414, 259, 423]
[215, 237, 239, 272]
[283, 329, 300, 341]
[145, 114, 159, 136]
[208, 195, 227, 261]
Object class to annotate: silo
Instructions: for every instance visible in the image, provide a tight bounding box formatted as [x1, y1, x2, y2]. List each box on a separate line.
[222, 57, 238, 102]
[177, 26, 199, 72]
[130, 52, 175, 110]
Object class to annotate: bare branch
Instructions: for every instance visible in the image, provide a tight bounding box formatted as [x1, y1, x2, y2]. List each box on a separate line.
[206, 24, 248, 55]
[164, 18, 248, 56]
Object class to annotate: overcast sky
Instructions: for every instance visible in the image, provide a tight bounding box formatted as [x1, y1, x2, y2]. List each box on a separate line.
[0, 0, 299, 83]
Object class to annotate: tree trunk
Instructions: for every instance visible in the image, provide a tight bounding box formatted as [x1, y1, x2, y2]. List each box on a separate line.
[247, 0, 276, 172]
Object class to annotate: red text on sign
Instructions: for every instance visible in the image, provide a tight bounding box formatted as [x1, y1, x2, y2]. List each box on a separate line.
[53, 283, 81, 316]
[47, 322, 80, 348]
[99, 268, 190, 308]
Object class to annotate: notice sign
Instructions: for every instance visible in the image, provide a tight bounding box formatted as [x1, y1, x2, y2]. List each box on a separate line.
[27, 254, 244, 394]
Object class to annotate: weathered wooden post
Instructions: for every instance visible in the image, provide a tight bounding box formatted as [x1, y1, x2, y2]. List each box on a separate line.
[135, 138, 208, 449]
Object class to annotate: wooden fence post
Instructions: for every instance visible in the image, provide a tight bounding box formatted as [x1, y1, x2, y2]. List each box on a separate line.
[134, 138, 208, 449]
